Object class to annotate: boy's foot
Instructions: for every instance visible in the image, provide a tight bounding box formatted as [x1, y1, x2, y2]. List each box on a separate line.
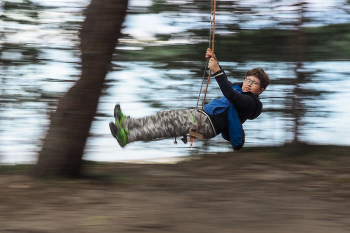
[109, 122, 128, 148]
[114, 104, 127, 127]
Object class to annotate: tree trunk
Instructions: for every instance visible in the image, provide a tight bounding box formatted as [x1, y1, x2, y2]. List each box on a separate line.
[36, 0, 128, 177]
[290, 1, 306, 145]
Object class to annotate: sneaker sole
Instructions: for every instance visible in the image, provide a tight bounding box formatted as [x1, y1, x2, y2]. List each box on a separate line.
[109, 122, 117, 138]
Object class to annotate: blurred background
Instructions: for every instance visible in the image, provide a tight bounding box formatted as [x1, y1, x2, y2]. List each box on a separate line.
[1, 0, 350, 164]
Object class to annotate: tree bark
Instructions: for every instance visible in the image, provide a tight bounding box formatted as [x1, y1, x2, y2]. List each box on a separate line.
[291, 1, 306, 145]
[36, 0, 128, 177]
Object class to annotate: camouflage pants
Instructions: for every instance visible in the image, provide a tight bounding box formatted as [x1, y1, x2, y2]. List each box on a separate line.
[122, 109, 216, 143]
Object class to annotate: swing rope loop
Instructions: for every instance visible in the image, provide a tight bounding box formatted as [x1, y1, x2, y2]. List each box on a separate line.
[190, 0, 217, 147]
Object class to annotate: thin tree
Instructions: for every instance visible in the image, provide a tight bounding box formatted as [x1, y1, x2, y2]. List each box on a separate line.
[290, 1, 307, 144]
[36, 0, 128, 177]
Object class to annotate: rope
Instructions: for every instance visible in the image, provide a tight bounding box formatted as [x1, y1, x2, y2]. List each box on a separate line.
[190, 0, 217, 146]
[195, 0, 215, 109]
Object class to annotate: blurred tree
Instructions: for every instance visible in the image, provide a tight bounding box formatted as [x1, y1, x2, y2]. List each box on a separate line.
[286, 1, 322, 147]
[0, 0, 43, 65]
[0, 0, 44, 161]
[36, 0, 128, 177]
[290, 1, 307, 144]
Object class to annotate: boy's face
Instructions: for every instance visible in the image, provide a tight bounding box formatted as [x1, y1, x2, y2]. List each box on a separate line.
[242, 75, 265, 96]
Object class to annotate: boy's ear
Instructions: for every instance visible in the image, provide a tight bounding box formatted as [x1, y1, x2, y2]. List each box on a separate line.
[259, 87, 265, 95]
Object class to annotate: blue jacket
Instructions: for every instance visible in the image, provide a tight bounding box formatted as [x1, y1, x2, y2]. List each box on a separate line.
[204, 85, 246, 150]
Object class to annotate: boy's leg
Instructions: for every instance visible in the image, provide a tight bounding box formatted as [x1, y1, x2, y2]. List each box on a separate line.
[121, 114, 151, 129]
[125, 109, 215, 143]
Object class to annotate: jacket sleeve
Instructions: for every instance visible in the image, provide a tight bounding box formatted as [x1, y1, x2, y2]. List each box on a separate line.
[213, 69, 256, 116]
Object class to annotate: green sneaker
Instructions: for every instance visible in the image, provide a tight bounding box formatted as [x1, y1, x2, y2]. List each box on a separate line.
[109, 122, 128, 148]
[114, 104, 127, 127]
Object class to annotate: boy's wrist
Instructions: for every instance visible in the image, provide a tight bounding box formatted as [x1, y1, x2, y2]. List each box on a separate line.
[213, 69, 224, 77]
[212, 67, 221, 73]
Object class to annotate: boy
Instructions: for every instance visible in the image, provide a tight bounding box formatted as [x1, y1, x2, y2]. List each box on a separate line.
[109, 48, 270, 150]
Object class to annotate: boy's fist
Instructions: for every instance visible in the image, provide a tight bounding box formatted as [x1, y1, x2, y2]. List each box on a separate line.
[208, 57, 220, 73]
[205, 48, 217, 61]
[205, 48, 213, 60]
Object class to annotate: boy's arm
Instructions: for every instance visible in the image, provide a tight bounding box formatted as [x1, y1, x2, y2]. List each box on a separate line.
[214, 70, 256, 116]
[206, 49, 257, 116]
[206, 50, 233, 85]
[216, 65, 233, 86]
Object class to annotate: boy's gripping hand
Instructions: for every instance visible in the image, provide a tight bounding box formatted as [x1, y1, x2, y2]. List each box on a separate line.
[205, 48, 217, 61]
[206, 48, 220, 73]
[208, 58, 221, 73]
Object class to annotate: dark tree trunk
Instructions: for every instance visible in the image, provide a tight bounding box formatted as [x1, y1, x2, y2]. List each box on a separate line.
[36, 0, 128, 177]
[290, 1, 307, 145]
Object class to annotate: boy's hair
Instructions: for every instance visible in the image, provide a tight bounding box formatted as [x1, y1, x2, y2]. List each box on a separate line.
[246, 67, 270, 89]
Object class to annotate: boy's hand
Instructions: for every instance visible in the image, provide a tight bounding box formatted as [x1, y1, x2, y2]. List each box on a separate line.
[208, 57, 220, 73]
[205, 48, 217, 61]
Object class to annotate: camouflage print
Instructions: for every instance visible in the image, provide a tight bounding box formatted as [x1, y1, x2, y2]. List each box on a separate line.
[122, 108, 216, 143]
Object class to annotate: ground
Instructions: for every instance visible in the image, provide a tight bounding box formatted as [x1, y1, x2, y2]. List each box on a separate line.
[1, 146, 350, 233]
